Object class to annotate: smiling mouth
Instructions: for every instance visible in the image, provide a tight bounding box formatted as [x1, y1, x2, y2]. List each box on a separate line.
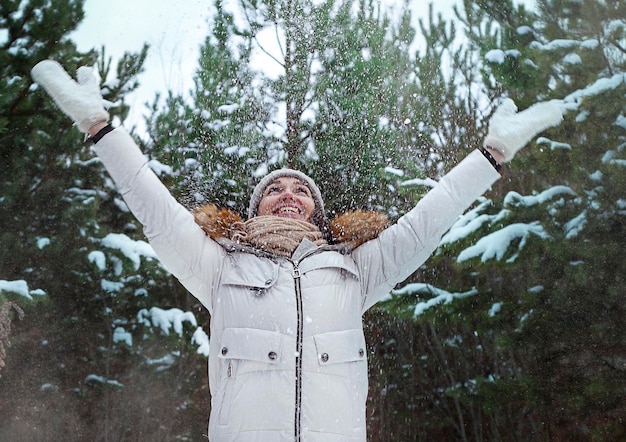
[274, 206, 303, 217]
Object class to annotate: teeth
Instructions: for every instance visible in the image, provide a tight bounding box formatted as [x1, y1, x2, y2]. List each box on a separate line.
[278, 207, 300, 214]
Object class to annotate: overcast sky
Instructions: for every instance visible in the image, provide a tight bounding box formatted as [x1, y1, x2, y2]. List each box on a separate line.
[71, 0, 213, 130]
[70, 0, 535, 132]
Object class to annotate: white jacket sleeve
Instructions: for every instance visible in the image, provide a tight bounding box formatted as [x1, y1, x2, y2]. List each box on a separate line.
[94, 128, 224, 314]
[353, 150, 501, 312]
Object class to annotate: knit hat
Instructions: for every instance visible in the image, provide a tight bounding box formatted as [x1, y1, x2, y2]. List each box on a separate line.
[248, 168, 328, 234]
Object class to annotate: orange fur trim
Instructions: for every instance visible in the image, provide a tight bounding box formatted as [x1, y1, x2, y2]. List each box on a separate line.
[192, 204, 389, 247]
[330, 210, 389, 247]
[192, 204, 242, 241]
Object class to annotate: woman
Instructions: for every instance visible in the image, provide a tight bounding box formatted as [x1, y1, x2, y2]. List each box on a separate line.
[31, 60, 562, 441]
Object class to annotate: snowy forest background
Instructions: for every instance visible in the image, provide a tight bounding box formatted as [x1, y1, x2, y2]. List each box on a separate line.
[1, 0, 625, 440]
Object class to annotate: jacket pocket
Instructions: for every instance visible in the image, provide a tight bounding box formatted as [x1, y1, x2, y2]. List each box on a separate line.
[221, 253, 279, 294]
[218, 327, 285, 365]
[216, 327, 288, 426]
[299, 251, 359, 278]
[313, 329, 367, 366]
[310, 329, 369, 431]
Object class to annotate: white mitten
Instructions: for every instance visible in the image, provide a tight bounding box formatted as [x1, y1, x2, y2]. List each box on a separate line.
[31, 60, 110, 133]
[484, 98, 563, 162]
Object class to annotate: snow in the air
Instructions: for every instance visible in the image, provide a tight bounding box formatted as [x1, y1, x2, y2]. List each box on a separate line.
[4, 27, 625, 373]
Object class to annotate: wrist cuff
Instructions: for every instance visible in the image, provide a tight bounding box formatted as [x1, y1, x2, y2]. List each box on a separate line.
[88, 124, 115, 144]
[479, 147, 502, 173]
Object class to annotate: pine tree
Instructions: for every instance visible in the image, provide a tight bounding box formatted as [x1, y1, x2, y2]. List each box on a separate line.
[144, 0, 271, 214]
[279, 0, 425, 214]
[464, 1, 626, 438]
[373, 0, 625, 439]
[148, 0, 431, 220]
[5, 0, 621, 439]
[1, 2, 211, 440]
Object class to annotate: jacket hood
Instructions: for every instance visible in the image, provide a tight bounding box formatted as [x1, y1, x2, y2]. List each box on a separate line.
[192, 204, 388, 252]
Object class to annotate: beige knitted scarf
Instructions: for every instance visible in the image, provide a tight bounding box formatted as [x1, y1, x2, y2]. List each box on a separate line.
[229, 216, 327, 257]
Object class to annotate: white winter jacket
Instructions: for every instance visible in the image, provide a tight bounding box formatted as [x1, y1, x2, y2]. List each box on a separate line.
[95, 128, 501, 441]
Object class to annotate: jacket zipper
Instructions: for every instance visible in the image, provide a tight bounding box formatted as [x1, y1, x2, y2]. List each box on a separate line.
[290, 248, 321, 441]
[292, 262, 303, 442]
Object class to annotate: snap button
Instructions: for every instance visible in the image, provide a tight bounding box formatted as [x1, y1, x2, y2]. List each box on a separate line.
[268, 351, 277, 360]
[358, 348, 365, 357]
[221, 347, 228, 356]
[320, 353, 329, 363]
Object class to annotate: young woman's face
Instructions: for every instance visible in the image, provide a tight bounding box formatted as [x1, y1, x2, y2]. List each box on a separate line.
[257, 176, 316, 222]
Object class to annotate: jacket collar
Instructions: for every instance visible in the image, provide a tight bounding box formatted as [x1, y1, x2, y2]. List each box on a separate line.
[292, 238, 319, 262]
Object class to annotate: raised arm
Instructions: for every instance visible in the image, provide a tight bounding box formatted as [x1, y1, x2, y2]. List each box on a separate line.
[30, 60, 223, 313]
[354, 99, 563, 311]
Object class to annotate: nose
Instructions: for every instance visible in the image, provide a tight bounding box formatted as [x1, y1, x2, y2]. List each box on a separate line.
[280, 189, 295, 200]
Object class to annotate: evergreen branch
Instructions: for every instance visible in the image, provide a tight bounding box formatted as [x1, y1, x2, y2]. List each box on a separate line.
[608, 38, 626, 56]
[1, 3, 35, 50]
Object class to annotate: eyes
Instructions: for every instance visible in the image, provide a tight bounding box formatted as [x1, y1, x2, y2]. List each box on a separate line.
[265, 183, 311, 197]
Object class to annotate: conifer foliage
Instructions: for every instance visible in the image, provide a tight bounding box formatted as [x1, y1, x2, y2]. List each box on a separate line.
[1, 0, 624, 440]
[372, 1, 626, 439]
[1, 1, 210, 440]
